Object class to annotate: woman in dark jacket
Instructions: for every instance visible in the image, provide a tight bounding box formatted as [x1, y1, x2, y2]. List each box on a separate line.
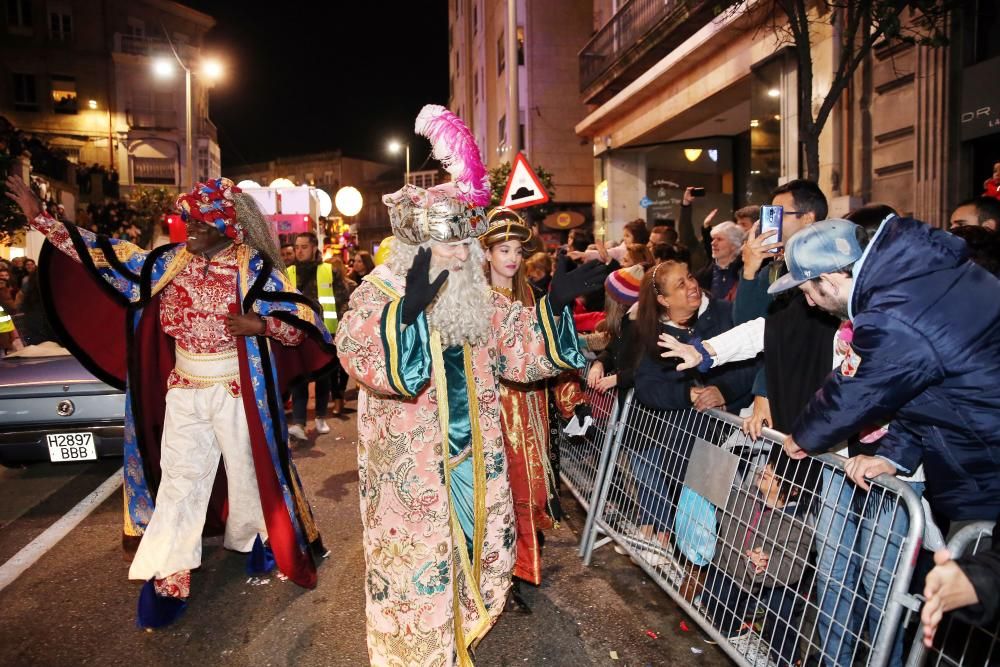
[626, 259, 756, 556]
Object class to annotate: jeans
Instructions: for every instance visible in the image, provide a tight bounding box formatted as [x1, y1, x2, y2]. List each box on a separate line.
[705, 565, 802, 666]
[329, 350, 348, 401]
[291, 373, 330, 424]
[814, 467, 923, 666]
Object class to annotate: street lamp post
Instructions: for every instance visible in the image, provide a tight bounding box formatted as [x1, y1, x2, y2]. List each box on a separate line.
[152, 48, 223, 190]
[387, 140, 410, 187]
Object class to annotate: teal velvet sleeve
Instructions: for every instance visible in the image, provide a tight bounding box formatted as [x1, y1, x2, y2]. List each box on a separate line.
[379, 297, 432, 397]
[537, 296, 586, 371]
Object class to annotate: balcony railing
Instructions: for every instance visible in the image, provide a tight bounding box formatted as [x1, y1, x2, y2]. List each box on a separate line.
[114, 33, 196, 60]
[579, 0, 711, 104]
[199, 118, 218, 143]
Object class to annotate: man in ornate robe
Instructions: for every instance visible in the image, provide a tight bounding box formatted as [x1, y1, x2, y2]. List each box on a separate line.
[335, 104, 606, 667]
[5, 175, 334, 627]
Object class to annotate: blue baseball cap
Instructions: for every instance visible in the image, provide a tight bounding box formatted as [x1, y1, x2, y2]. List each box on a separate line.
[768, 219, 864, 294]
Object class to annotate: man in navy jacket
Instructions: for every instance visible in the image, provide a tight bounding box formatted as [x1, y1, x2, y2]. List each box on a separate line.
[777, 216, 1000, 523]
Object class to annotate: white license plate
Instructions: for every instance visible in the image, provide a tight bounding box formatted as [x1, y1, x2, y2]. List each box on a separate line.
[46, 432, 97, 462]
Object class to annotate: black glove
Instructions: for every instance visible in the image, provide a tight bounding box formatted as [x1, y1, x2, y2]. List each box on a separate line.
[401, 247, 449, 325]
[548, 254, 609, 313]
[574, 403, 592, 421]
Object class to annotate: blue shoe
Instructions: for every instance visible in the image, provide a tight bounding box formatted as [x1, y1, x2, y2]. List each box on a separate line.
[246, 534, 275, 575]
[136, 578, 187, 629]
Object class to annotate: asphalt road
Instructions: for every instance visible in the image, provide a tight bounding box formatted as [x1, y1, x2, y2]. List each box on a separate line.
[0, 401, 730, 667]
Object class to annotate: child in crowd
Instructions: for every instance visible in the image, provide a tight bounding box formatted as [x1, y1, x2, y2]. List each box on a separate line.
[704, 449, 815, 666]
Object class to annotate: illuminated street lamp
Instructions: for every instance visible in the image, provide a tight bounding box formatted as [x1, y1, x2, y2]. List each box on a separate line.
[152, 50, 225, 189]
[387, 140, 410, 187]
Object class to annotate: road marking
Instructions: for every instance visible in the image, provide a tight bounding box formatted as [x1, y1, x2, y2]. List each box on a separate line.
[0, 467, 122, 593]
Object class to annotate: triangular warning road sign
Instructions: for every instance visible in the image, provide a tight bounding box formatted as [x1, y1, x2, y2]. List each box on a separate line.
[500, 152, 550, 210]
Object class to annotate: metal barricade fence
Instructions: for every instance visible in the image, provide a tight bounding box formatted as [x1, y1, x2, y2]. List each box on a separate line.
[575, 389, 927, 667]
[906, 522, 998, 667]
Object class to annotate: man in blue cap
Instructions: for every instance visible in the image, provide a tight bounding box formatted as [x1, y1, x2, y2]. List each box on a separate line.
[777, 216, 1000, 527]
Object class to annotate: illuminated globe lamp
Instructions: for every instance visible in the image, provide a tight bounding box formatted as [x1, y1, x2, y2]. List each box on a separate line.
[236, 180, 261, 189]
[334, 186, 363, 217]
[269, 177, 296, 188]
[315, 188, 334, 218]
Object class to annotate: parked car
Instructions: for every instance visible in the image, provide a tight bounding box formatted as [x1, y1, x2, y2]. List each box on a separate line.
[0, 342, 125, 466]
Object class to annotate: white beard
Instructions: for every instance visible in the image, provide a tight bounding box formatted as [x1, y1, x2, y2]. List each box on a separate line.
[426, 244, 492, 348]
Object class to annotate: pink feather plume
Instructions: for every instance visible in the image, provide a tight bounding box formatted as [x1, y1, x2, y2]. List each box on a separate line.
[414, 104, 491, 206]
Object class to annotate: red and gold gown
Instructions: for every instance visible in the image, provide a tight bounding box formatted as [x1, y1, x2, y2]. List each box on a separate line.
[494, 286, 585, 585]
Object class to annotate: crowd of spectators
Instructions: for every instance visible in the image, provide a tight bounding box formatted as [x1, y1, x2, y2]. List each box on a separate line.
[557, 171, 1000, 666]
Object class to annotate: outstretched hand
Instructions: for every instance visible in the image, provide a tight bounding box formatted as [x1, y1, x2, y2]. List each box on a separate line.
[5, 174, 43, 221]
[548, 254, 608, 313]
[658, 333, 703, 371]
[401, 247, 449, 325]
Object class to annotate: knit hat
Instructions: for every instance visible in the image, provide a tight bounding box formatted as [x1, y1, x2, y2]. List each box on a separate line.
[605, 265, 644, 305]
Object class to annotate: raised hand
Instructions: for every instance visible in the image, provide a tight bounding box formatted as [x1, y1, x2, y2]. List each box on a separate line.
[401, 247, 449, 325]
[658, 332, 704, 371]
[741, 221, 783, 280]
[5, 174, 43, 221]
[702, 208, 719, 229]
[548, 255, 608, 313]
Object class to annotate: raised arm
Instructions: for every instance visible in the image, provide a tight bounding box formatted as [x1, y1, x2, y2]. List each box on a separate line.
[6, 175, 149, 302]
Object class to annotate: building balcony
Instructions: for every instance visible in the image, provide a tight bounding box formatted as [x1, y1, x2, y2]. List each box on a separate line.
[113, 33, 196, 60]
[579, 0, 715, 105]
[199, 118, 218, 143]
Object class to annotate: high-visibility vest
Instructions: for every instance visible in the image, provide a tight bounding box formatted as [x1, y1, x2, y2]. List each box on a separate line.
[287, 263, 338, 334]
[0, 304, 13, 334]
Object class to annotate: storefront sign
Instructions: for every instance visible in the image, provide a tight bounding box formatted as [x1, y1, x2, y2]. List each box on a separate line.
[960, 56, 1000, 141]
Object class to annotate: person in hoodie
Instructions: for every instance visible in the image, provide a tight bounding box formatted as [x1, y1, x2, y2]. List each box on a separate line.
[778, 218, 1000, 529]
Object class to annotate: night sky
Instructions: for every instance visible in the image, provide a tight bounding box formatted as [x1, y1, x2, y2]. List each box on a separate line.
[183, 1, 450, 169]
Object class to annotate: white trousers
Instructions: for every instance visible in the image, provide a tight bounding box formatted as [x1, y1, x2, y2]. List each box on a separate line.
[128, 384, 268, 581]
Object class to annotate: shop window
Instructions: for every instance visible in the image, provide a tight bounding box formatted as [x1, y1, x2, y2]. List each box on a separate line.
[516, 26, 525, 66]
[51, 74, 78, 114]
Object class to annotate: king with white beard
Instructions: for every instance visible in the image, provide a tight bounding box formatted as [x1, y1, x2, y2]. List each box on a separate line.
[335, 105, 606, 667]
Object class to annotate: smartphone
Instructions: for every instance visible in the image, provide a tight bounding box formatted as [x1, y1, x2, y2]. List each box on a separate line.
[690, 187, 706, 197]
[759, 204, 783, 253]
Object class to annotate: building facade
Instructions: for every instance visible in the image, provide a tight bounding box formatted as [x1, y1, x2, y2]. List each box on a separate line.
[572, 0, 999, 242]
[1, 0, 220, 196]
[448, 0, 595, 221]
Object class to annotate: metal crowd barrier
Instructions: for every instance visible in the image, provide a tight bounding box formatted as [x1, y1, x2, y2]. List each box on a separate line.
[906, 522, 998, 667]
[562, 387, 929, 667]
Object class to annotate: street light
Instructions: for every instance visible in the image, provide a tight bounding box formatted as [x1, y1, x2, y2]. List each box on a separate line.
[151, 49, 224, 190]
[387, 140, 410, 187]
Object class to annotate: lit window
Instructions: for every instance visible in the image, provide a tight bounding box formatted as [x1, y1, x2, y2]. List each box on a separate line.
[51, 74, 78, 114]
[516, 26, 525, 66]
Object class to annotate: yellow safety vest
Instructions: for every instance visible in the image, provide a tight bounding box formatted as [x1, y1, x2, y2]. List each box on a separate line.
[0, 304, 13, 334]
[287, 263, 338, 334]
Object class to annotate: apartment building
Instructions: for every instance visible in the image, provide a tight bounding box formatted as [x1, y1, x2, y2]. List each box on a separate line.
[448, 0, 594, 221]
[1, 0, 220, 194]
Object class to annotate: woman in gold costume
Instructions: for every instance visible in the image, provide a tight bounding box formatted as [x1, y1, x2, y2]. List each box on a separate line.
[482, 208, 587, 608]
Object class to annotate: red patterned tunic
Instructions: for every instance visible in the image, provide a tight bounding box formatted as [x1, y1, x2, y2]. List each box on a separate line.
[32, 213, 303, 397]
